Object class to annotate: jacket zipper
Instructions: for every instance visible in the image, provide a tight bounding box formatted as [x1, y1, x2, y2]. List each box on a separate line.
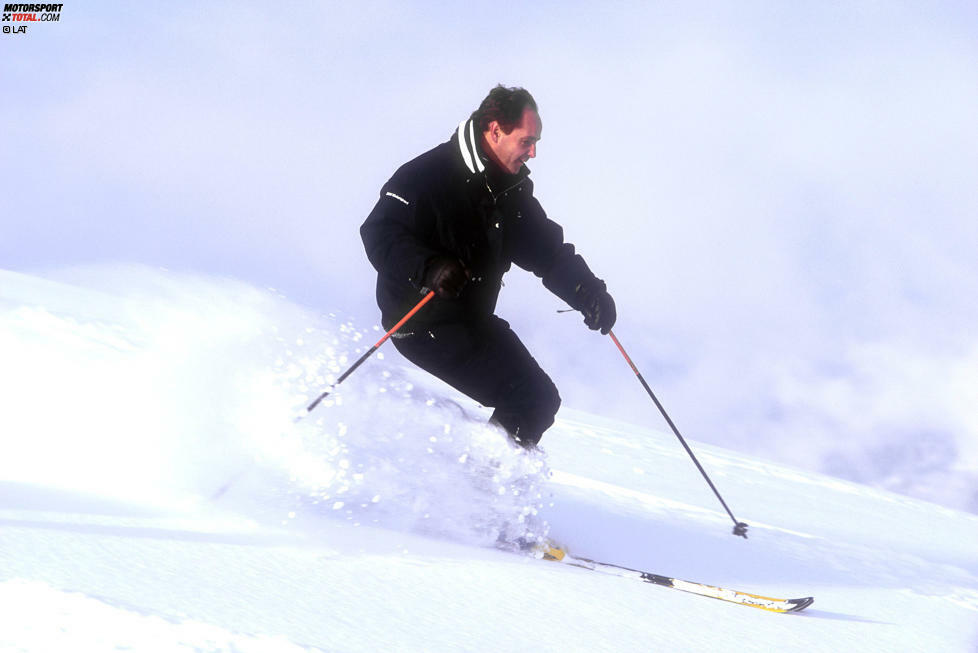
[484, 175, 524, 204]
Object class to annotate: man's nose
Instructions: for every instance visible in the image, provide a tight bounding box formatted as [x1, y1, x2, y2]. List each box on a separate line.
[528, 143, 536, 158]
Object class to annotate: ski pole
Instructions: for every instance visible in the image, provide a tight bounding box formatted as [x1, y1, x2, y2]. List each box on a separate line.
[608, 329, 749, 539]
[306, 291, 435, 413]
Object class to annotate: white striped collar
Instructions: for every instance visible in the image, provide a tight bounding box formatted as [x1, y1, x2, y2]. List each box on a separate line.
[456, 118, 486, 175]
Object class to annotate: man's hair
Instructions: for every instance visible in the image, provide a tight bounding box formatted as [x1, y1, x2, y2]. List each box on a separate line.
[471, 85, 538, 134]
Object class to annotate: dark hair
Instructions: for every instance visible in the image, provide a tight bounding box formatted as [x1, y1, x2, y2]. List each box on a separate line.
[471, 85, 538, 134]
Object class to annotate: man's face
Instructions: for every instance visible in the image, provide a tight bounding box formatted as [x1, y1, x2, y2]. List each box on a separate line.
[486, 107, 542, 174]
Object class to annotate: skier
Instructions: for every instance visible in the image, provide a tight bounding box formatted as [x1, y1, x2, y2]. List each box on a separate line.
[360, 85, 616, 449]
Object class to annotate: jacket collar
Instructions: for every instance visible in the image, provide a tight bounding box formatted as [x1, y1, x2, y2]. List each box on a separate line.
[456, 118, 486, 175]
[454, 118, 531, 182]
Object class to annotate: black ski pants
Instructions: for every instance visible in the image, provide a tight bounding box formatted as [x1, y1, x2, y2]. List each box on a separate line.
[391, 315, 560, 447]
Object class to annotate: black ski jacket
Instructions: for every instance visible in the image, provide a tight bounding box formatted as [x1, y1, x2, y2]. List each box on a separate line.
[361, 118, 601, 329]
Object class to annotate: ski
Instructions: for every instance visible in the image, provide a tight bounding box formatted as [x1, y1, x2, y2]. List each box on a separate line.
[538, 545, 814, 613]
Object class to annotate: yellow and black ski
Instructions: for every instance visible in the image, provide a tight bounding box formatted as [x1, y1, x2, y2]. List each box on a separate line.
[536, 544, 814, 614]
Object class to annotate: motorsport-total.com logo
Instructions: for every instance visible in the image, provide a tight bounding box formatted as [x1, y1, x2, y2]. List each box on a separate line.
[2, 3, 63, 35]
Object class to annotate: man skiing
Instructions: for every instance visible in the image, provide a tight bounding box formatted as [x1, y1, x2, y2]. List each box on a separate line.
[360, 85, 616, 449]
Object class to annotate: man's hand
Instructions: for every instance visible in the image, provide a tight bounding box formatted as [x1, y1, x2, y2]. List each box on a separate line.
[576, 279, 616, 335]
[424, 256, 470, 299]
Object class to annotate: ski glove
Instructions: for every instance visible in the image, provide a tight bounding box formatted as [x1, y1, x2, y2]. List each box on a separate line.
[423, 256, 469, 299]
[576, 279, 616, 335]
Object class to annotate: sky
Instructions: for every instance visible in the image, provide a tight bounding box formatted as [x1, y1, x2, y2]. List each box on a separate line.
[2, 1, 977, 511]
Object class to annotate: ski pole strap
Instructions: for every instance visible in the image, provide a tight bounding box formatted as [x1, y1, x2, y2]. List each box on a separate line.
[306, 291, 436, 413]
[608, 330, 749, 539]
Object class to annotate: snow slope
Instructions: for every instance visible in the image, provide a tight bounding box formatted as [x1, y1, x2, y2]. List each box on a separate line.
[1, 266, 977, 652]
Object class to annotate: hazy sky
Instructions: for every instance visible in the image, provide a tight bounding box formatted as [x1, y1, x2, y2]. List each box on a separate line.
[3, 1, 977, 509]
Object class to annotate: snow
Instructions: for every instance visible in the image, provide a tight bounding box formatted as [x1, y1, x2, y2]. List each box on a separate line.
[1, 266, 977, 652]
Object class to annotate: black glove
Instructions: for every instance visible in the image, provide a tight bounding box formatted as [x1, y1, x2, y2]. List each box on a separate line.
[576, 279, 616, 335]
[424, 256, 469, 299]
